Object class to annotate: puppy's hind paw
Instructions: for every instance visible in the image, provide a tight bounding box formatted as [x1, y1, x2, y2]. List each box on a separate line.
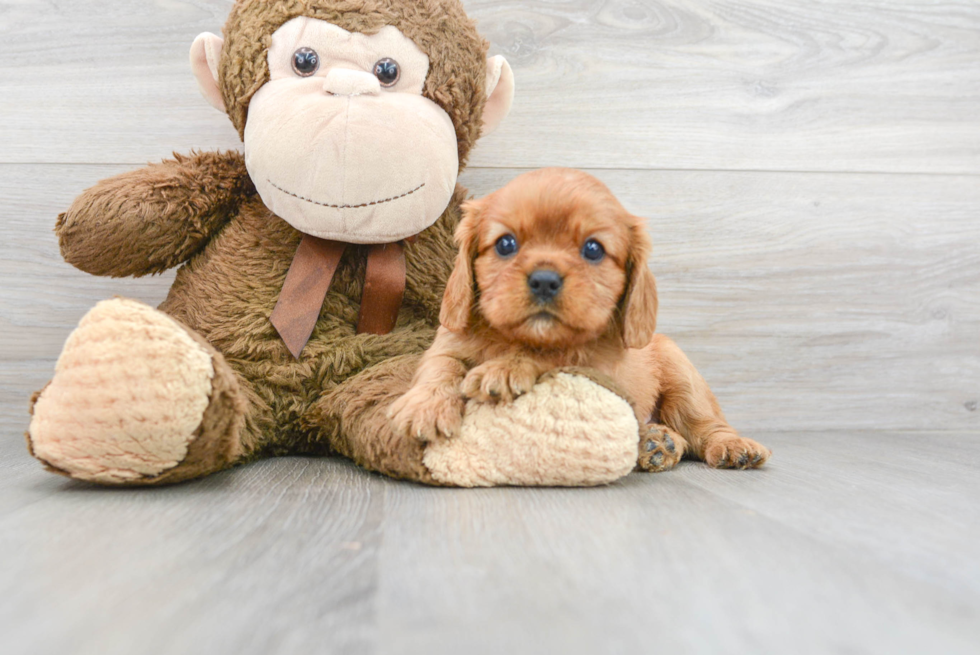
[703, 435, 770, 469]
[636, 424, 684, 472]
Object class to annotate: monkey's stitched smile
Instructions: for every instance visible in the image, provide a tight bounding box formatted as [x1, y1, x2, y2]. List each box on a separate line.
[267, 179, 426, 209]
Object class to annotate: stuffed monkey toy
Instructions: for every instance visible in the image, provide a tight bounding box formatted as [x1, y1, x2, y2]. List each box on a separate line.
[26, 0, 643, 487]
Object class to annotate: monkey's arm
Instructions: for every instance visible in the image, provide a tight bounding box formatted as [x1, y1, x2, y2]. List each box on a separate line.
[57, 151, 254, 278]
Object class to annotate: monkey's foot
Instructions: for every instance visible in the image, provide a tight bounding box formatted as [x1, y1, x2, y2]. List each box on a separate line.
[27, 298, 245, 485]
[423, 369, 639, 487]
[636, 423, 685, 472]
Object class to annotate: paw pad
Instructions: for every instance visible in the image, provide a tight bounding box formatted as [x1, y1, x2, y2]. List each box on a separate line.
[636, 425, 683, 473]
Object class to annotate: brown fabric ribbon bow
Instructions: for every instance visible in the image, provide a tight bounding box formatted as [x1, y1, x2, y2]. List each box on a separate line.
[270, 234, 408, 359]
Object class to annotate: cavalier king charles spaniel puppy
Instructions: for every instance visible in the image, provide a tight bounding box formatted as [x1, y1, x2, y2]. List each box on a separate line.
[390, 168, 770, 471]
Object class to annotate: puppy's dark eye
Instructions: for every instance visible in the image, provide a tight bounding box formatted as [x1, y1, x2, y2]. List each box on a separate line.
[495, 235, 519, 257]
[582, 239, 606, 262]
[292, 48, 320, 77]
[374, 58, 400, 87]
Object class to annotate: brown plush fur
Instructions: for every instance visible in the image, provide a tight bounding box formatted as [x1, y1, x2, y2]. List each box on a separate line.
[220, 0, 489, 169]
[317, 354, 439, 484]
[57, 151, 255, 278]
[144, 323, 249, 485]
[390, 169, 771, 470]
[37, 0, 487, 485]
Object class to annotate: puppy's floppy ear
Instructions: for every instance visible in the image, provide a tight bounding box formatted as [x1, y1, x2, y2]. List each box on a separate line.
[440, 199, 484, 332]
[620, 219, 659, 348]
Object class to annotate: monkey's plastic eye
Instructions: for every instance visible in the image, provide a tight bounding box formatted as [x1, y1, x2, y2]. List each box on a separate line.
[582, 239, 606, 263]
[374, 58, 401, 87]
[495, 235, 519, 258]
[292, 48, 320, 77]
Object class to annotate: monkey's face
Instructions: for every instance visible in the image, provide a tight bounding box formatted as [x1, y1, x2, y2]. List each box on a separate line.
[244, 17, 459, 244]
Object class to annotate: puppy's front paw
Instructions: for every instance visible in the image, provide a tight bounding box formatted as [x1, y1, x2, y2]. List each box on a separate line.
[462, 359, 539, 404]
[636, 424, 684, 472]
[703, 434, 771, 469]
[389, 387, 464, 442]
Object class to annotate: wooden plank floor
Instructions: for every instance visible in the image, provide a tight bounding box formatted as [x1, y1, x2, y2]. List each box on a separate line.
[2, 433, 979, 654]
[1, 1, 978, 653]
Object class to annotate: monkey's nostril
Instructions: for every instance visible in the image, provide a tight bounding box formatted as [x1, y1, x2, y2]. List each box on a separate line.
[528, 270, 563, 303]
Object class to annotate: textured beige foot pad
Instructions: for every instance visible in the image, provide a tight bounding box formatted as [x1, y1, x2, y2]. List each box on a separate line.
[28, 298, 215, 484]
[423, 372, 640, 487]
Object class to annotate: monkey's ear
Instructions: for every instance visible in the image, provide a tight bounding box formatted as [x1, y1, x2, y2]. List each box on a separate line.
[440, 200, 485, 332]
[190, 33, 226, 112]
[621, 221, 659, 349]
[481, 56, 515, 137]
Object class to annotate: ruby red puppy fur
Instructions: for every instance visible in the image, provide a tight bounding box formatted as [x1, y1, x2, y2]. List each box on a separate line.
[389, 168, 770, 471]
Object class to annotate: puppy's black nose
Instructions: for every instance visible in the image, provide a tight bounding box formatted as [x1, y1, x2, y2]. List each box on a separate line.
[528, 269, 563, 303]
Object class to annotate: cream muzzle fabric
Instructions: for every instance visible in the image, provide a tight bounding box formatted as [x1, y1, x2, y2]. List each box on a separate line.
[244, 18, 459, 243]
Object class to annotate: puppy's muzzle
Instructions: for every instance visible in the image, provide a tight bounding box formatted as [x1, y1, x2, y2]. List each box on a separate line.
[528, 269, 563, 304]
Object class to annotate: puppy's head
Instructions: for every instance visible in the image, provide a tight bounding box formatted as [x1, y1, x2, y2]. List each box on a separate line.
[441, 168, 658, 349]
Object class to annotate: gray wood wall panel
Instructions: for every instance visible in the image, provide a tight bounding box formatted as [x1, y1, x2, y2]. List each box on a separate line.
[4, 165, 977, 432]
[1, 1, 978, 173]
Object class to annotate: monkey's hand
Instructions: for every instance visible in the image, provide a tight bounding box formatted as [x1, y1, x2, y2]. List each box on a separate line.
[388, 383, 465, 442]
[57, 150, 254, 278]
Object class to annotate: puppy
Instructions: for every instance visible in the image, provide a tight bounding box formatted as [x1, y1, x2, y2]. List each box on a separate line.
[389, 168, 770, 471]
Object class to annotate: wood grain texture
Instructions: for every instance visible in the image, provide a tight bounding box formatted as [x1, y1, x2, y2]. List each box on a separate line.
[1, 433, 978, 655]
[0, 1, 978, 173]
[1, 1, 979, 653]
[4, 165, 977, 432]
[0, 164, 176, 363]
[0, 457, 386, 655]
[373, 433, 980, 655]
